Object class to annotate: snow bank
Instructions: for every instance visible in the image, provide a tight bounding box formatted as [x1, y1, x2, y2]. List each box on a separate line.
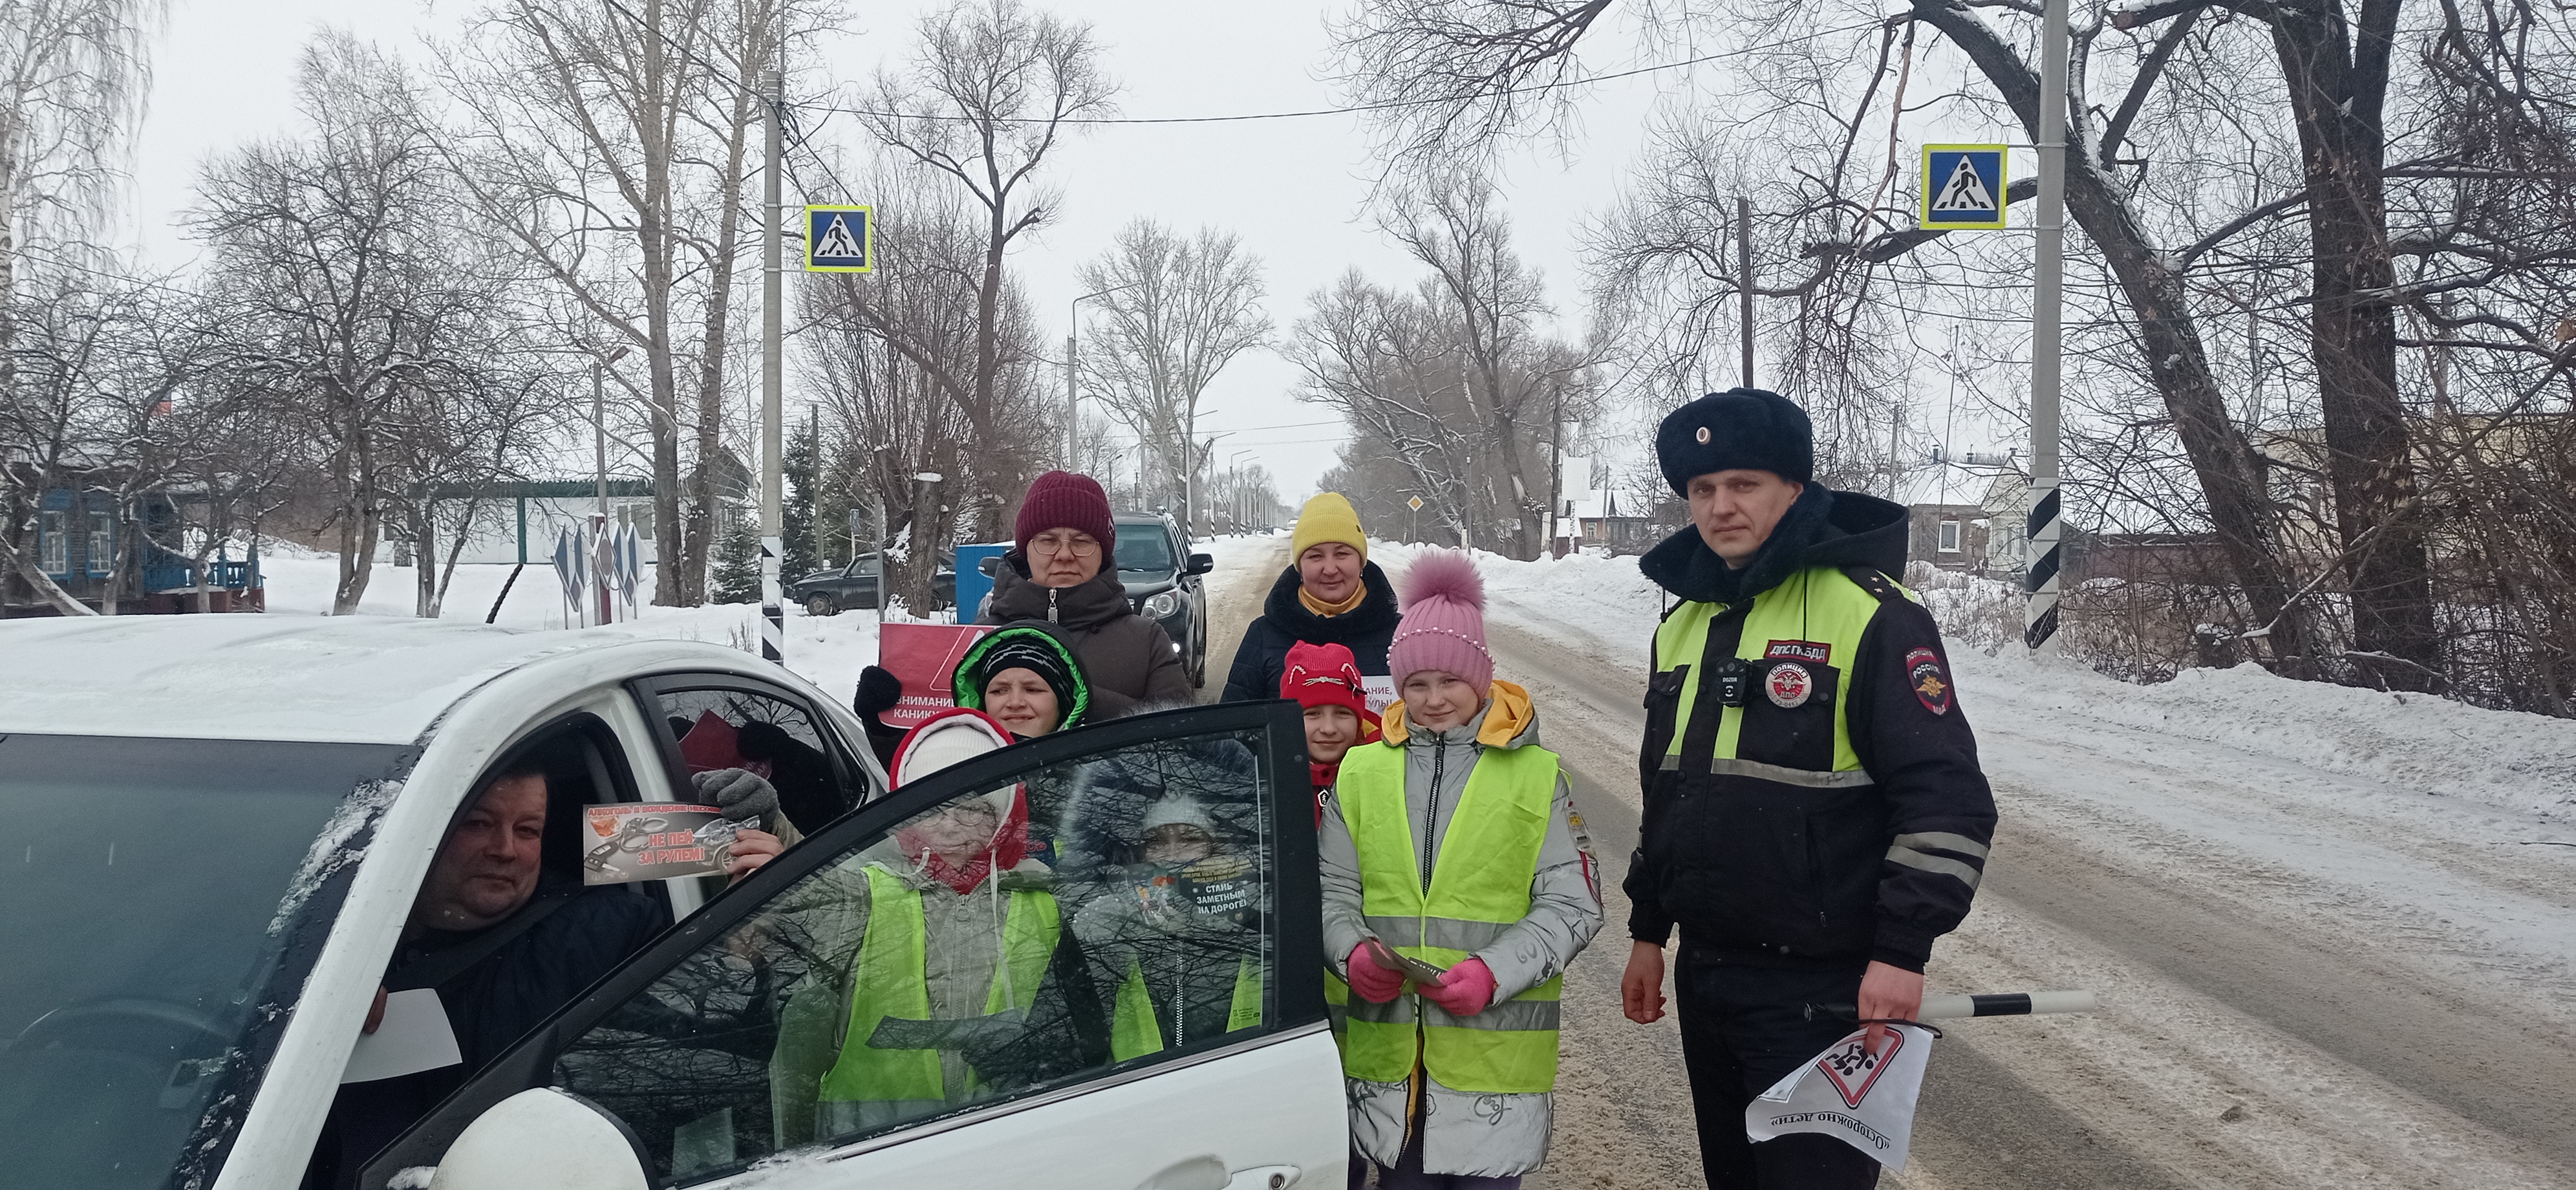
[1965, 649, 2576, 823]
[250, 553, 886, 710]
[1369, 538, 2576, 825]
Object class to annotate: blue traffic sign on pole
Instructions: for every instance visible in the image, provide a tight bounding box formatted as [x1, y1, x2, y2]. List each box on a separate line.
[804, 205, 874, 272]
[1920, 146, 2009, 230]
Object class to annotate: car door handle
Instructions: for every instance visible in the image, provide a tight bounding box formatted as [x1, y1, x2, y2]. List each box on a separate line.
[1137, 1156, 1228, 1190]
[1225, 1165, 1303, 1190]
[1133, 1158, 1302, 1190]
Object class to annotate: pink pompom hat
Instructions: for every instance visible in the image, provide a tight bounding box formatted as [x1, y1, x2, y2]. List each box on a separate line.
[1386, 549, 1494, 695]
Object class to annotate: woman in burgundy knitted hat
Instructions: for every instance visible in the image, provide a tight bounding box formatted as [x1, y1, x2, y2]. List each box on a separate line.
[977, 470, 1190, 717]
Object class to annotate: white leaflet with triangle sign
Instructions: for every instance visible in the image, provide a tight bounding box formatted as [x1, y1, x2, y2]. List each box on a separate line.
[1744, 1024, 1935, 1169]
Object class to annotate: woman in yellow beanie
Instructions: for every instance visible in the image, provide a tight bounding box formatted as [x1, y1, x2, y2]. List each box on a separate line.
[1218, 492, 1399, 711]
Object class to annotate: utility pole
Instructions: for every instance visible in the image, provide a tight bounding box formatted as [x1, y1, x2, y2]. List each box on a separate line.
[590, 344, 629, 623]
[1737, 195, 1755, 389]
[759, 67, 786, 664]
[2027, 0, 2068, 655]
[1547, 382, 1565, 557]
[1065, 283, 1139, 477]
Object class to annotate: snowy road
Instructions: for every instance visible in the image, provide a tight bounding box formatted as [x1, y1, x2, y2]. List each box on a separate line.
[1205, 537, 2576, 1189]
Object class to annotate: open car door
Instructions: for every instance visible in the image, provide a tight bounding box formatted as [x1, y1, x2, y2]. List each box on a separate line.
[361, 700, 1339, 1190]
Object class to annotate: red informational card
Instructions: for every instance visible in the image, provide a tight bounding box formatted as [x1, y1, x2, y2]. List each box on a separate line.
[581, 803, 736, 885]
[879, 622, 994, 728]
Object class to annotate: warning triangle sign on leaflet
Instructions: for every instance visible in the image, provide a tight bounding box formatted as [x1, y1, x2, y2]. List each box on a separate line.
[1918, 146, 2008, 230]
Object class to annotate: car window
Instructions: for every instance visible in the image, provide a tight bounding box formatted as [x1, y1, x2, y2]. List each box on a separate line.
[1113, 526, 1176, 576]
[0, 735, 416, 1190]
[482, 711, 1299, 1186]
[846, 557, 877, 579]
[644, 684, 860, 835]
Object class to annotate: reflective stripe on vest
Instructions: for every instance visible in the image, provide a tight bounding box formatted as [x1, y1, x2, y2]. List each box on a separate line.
[1110, 955, 1265, 1061]
[1655, 567, 1897, 774]
[1337, 740, 1562, 1094]
[817, 863, 1060, 1103]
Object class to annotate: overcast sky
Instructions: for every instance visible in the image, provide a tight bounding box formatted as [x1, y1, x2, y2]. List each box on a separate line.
[116, 0, 1702, 509]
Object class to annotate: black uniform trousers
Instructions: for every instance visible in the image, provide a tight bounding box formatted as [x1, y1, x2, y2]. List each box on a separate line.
[1674, 946, 1882, 1190]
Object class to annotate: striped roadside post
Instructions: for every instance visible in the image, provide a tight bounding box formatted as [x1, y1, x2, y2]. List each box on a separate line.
[2024, 482, 2061, 651]
[760, 536, 784, 662]
[2026, 0, 2069, 656]
[758, 68, 786, 665]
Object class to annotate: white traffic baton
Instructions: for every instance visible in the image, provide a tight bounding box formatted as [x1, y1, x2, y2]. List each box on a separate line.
[1805, 988, 2097, 1023]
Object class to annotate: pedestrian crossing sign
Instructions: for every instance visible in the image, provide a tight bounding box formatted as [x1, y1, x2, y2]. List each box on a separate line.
[804, 205, 874, 273]
[1919, 146, 2008, 230]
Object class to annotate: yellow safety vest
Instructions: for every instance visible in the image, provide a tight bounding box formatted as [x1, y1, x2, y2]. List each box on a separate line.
[1651, 566, 1898, 781]
[1337, 741, 1562, 1094]
[817, 864, 1059, 1103]
[1109, 955, 1264, 1061]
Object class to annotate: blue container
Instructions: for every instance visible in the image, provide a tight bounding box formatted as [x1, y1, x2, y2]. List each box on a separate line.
[952, 542, 1011, 623]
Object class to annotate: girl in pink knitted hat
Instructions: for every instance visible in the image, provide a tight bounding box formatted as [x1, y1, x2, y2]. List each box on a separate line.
[1315, 550, 1601, 1189]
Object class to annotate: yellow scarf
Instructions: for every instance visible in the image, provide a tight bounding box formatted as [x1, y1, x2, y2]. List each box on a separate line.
[1298, 583, 1368, 618]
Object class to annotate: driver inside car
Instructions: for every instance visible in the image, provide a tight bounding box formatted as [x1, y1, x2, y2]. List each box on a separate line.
[303, 762, 782, 1189]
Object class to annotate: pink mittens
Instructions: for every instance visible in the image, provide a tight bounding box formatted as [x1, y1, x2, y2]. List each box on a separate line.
[1418, 958, 1496, 1017]
[1345, 942, 1406, 1003]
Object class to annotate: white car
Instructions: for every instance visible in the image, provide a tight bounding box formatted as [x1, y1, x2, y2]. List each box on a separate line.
[0, 617, 1341, 1190]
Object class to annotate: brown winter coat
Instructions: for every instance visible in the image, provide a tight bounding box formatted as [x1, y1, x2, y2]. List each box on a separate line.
[980, 558, 1191, 717]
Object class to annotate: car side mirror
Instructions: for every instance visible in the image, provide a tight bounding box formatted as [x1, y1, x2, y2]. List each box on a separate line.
[1186, 552, 1214, 576]
[978, 556, 1000, 576]
[425, 1087, 650, 1190]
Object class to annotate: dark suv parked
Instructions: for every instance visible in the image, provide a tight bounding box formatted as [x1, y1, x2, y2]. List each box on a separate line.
[1114, 514, 1215, 687]
[786, 551, 956, 616]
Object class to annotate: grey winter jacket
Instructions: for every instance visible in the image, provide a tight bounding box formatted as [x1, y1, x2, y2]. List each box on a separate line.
[1317, 691, 1602, 1177]
[983, 559, 1192, 717]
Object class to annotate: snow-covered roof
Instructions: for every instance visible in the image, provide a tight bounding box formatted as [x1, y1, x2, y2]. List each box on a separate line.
[0, 616, 722, 745]
[1564, 488, 1626, 521]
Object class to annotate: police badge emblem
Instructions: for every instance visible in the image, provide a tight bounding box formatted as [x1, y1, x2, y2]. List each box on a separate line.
[1765, 662, 1813, 708]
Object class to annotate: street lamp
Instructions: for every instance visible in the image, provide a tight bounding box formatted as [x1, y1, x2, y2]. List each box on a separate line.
[1066, 283, 1143, 471]
[1228, 449, 1255, 535]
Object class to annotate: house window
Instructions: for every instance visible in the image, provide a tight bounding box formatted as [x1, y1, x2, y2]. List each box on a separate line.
[1938, 519, 1962, 554]
[38, 511, 70, 575]
[87, 512, 115, 576]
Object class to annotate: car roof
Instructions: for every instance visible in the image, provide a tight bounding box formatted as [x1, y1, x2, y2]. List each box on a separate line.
[0, 616, 754, 745]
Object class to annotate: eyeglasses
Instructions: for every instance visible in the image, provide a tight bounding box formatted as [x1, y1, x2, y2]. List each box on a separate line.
[1030, 533, 1102, 558]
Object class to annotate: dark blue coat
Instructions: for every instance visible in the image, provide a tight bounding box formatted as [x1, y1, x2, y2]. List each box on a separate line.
[1217, 561, 1399, 704]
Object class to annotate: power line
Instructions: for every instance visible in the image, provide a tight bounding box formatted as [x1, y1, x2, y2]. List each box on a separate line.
[799, 20, 1887, 127]
[597, 0, 851, 204]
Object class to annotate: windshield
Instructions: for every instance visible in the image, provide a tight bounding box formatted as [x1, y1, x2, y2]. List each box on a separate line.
[0, 733, 417, 1190]
[1114, 525, 1176, 576]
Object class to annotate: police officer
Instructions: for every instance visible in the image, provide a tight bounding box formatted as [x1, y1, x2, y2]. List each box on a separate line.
[1618, 389, 1996, 1190]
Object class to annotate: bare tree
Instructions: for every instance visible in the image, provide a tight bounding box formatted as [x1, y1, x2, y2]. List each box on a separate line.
[802, 173, 1055, 613]
[1382, 171, 1590, 559]
[1360, 0, 2576, 704]
[1340, 0, 2323, 664]
[435, 0, 800, 606]
[0, 0, 162, 608]
[834, 0, 1113, 597]
[191, 32, 539, 615]
[1287, 258, 1594, 557]
[1076, 220, 1271, 523]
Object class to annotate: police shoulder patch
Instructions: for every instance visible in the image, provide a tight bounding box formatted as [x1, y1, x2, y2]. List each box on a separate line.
[1905, 646, 1951, 715]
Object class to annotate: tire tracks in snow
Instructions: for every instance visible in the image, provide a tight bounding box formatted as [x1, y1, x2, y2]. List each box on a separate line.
[1484, 612, 2185, 1190]
[1477, 591, 2576, 1189]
